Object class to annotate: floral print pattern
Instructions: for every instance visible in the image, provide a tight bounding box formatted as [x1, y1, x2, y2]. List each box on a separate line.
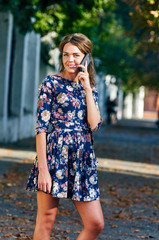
[26, 75, 102, 201]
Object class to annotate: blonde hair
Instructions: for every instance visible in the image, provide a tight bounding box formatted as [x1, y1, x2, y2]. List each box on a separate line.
[59, 33, 96, 87]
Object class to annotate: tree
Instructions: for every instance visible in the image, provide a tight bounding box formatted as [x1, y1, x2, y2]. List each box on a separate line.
[1, 0, 158, 90]
[0, 0, 112, 34]
[117, 0, 159, 90]
[51, 1, 135, 89]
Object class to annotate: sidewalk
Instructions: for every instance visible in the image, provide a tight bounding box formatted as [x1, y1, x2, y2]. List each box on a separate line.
[0, 147, 159, 178]
[113, 118, 158, 129]
[0, 119, 159, 173]
[0, 119, 159, 239]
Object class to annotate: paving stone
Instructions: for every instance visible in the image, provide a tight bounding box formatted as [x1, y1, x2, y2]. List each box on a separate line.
[0, 119, 159, 239]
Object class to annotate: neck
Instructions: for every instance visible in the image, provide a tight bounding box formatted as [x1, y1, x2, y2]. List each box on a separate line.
[62, 71, 78, 82]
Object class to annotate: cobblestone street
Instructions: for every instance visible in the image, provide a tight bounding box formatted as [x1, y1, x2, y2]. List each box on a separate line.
[0, 119, 159, 239]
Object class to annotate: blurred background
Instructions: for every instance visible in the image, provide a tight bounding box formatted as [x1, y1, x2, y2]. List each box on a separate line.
[0, 1, 159, 239]
[0, 0, 159, 142]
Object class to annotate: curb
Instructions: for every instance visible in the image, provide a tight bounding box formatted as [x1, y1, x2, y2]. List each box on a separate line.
[1, 148, 159, 177]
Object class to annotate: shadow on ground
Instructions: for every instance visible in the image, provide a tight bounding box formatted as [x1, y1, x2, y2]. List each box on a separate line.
[0, 119, 159, 239]
[0, 160, 159, 240]
[94, 120, 159, 165]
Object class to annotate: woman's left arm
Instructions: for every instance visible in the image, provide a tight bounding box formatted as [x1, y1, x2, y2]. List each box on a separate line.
[76, 61, 101, 131]
[85, 88, 101, 130]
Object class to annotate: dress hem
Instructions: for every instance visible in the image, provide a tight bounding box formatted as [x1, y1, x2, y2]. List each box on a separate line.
[26, 187, 100, 202]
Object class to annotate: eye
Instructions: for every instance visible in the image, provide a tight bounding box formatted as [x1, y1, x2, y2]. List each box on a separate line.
[63, 53, 68, 57]
[74, 54, 80, 57]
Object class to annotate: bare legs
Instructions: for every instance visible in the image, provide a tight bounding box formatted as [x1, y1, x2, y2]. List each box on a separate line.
[33, 191, 59, 240]
[73, 200, 104, 240]
[33, 192, 104, 240]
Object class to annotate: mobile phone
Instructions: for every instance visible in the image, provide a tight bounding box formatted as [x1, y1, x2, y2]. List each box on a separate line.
[78, 54, 91, 72]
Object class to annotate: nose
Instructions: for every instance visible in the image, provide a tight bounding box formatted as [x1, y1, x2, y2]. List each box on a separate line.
[68, 54, 74, 62]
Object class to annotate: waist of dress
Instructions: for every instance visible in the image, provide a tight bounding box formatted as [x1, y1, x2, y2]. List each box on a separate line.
[51, 120, 90, 132]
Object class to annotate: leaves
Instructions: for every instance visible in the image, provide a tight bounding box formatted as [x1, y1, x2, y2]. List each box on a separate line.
[1, 0, 158, 89]
[0, 153, 159, 239]
[119, 0, 159, 90]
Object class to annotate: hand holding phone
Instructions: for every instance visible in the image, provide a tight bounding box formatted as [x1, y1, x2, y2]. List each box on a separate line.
[78, 54, 91, 72]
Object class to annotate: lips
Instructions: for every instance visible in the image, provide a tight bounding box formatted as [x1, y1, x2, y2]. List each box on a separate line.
[67, 65, 77, 68]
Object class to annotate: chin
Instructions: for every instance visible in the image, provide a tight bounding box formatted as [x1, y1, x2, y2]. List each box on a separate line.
[66, 68, 77, 73]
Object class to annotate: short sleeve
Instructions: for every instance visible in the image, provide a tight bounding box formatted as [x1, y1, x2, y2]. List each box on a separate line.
[91, 87, 102, 132]
[35, 76, 54, 135]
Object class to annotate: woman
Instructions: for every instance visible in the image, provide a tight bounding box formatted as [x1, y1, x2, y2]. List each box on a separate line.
[26, 33, 104, 240]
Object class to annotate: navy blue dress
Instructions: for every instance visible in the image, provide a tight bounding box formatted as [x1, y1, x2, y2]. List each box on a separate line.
[26, 75, 102, 201]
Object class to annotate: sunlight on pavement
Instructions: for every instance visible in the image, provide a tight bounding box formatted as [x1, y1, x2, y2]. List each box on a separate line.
[0, 148, 36, 163]
[0, 148, 159, 177]
[98, 158, 159, 176]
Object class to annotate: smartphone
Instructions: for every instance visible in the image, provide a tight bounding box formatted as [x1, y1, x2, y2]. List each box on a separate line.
[78, 54, 91, 72]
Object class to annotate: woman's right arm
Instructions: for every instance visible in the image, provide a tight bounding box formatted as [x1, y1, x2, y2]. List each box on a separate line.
[36, 132, 52, 193]
[35, 76, 54, 193]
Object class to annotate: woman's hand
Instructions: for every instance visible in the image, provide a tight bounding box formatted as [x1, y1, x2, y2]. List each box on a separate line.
[75, 61, 91, 90]
[38, 168, 52, 193]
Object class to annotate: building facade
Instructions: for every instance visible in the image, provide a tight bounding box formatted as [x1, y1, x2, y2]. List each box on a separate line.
[0, 12, 40, 142]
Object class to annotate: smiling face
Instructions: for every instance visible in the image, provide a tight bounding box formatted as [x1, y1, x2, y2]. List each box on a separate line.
[62, 43, 85, 74]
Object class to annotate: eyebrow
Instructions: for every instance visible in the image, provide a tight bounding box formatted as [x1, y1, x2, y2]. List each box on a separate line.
[63, 51, 81, 54]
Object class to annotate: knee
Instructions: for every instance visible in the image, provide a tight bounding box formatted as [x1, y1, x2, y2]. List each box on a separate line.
[95, 219, 105, 233]
[36, 211, 56, 232]
[87, 218, 105, 234]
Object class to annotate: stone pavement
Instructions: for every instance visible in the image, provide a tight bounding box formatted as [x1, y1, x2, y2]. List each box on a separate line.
[0, 119, 159, 239]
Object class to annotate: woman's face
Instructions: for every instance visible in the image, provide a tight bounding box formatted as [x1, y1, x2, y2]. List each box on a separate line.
[62, 43, 85, 74]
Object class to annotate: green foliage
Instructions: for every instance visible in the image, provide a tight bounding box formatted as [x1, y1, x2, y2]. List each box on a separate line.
[123, 0, 159, 50]
[120, 0, 159, 90]
[61, 1, 136, 90]
[0, 0, 38, 33]
[0, 0, 97, 33]
[0, 0, 158, 90]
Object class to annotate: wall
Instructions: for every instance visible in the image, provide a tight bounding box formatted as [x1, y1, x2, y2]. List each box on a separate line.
[0, 12, 40, 143]
[123, 87, 145, 119]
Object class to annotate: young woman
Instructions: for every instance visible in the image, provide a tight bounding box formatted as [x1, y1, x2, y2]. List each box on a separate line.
[26, 33, 104, 240]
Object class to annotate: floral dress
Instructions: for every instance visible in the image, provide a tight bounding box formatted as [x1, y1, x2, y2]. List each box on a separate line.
[26, 75, 102, 201]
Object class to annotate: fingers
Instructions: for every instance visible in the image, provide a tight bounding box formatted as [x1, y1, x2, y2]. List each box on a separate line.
[78, 72, 88, 81]
[46, 182, 52, 193]
[78, 62, 87, 73]
[38, 178, 52, 193]
[38, 183, 47, 193]
[75, 68, 90, 88]
[43, 184, 47, 193]
[38, 183, 51, 193]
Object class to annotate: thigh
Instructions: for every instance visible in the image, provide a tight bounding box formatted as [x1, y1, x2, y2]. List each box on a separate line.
[73, 200, 104, 225]
[37, 191, 59, 216]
